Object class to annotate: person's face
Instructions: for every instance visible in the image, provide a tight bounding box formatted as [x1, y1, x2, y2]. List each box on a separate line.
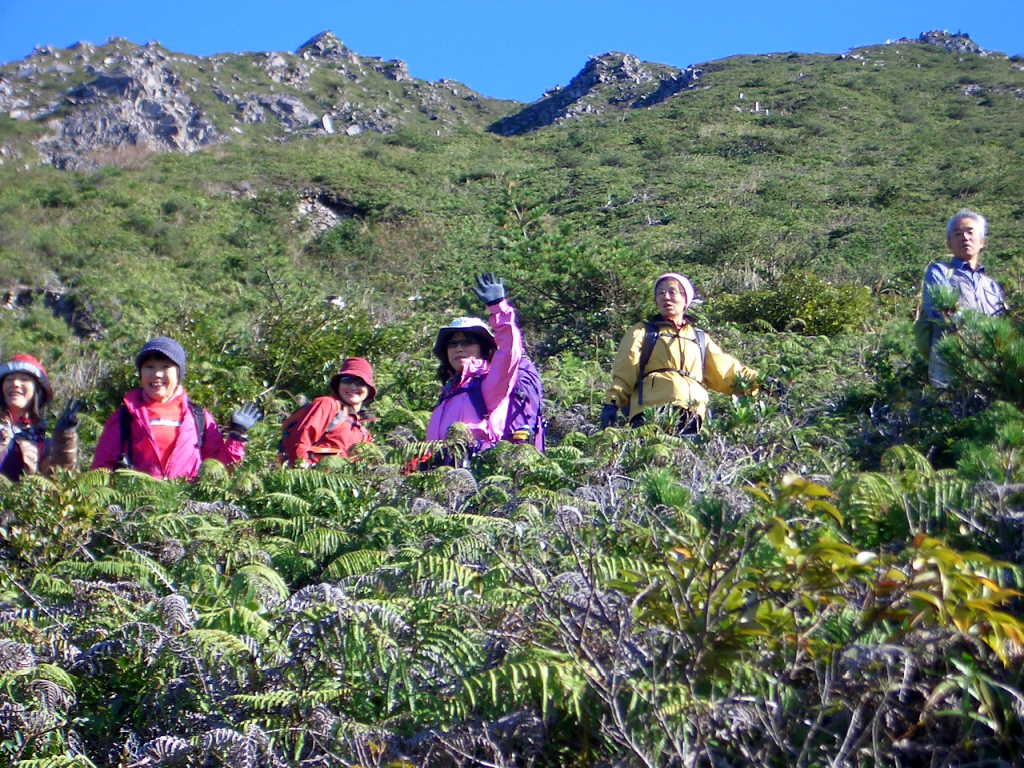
[139, 356, 180, 403]
[655, 279, 689, 321]
[948, 217, 985, 264]
[447, 332, 483, 374]
[2, 373, 37, 414]
[335, 375, 370, 411]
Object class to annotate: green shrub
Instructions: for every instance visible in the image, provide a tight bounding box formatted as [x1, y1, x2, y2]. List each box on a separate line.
[711, 271, 872, 336]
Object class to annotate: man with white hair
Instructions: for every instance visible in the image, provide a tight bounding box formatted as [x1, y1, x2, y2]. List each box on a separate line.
[920, 209, 1006, 387]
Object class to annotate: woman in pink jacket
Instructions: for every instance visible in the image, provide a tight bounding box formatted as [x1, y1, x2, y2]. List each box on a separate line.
[92, 337, 262, 480]
[425, 273, 523, 463]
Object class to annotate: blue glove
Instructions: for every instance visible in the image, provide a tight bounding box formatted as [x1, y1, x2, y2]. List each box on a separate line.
[229, 403, 263, 437]
[54, 398, 83, 432]
[472, 273, 506, 306]
[600, 404, 621, 430]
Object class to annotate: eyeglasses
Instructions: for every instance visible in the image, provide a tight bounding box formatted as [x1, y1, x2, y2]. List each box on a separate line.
[337, 376, 367, 387]
[447, 337, 481, 350]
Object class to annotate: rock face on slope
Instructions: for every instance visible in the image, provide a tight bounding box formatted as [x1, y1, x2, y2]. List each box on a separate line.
[39, 43, 220, 169]
[0, 31, 507, 169]
[914, 30, 985, 55]
[489, 53, 702, 136]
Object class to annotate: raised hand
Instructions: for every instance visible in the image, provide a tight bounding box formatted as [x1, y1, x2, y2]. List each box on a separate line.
[229, 402, 263, 437]
[471, 273, 506, 306]
[54, 398, 83, 432]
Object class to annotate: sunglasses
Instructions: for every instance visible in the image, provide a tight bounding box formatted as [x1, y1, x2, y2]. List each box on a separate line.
[447, 336, 482, 349]
[337, 376, 368, 387]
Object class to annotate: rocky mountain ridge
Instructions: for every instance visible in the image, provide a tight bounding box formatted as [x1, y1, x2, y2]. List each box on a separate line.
[0, 31, 509, 170]
[0, 29, 1006, 170]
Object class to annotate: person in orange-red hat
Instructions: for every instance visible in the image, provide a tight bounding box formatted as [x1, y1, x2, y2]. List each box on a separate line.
[279, 357, 376, 467]
[0, 354, 80, 481]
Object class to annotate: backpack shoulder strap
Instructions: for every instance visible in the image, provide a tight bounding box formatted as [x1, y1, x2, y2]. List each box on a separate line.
[315, 407, 349, 445]
[439, 376, 489, 421]
[189, 402, 206, 453]
[694, 328, 707, 380]
[118, 405, 133, 469]
[637, 322, 660, 406]
[467, 375, 488, 420]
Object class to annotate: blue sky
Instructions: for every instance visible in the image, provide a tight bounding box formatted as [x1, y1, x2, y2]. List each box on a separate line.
[1, 0, 1021, 102]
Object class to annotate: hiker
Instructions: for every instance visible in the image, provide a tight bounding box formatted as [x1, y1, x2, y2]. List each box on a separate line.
[601, 273, 759, 434]
[279, 357, 376, 467]
[0, 354, 80, 481]
[92, 337, 262, 479]
[919, 209, 1006, 387]
[425, 273, 524, 463]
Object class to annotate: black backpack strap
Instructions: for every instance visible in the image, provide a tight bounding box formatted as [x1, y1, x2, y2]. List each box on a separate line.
[637, 322, 660, 406]
[118, 405, 133, 469]
[189, 402, 206, 453]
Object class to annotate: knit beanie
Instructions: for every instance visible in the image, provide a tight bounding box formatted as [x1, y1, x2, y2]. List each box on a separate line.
[0, 354, 54, 405]
[330, 357, 377, 401]
[654, 273, 696, 306]
[136, 337, 187, 380]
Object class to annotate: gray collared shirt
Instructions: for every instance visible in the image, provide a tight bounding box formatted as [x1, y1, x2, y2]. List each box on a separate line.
[922, 257, 1005, 322]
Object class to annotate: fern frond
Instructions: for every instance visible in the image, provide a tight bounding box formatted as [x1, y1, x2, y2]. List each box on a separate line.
[185, 627, 259, 661]
[196, 606, 273, 641]
[881, 445, 936, 478]
[323, 549, 390, 580]
[15, 757, 97, 768]
[451, 649, 588, 721]
[295, 526, 355, 561]
[262, 492, 313, 514]
[230, 687, 347, 712]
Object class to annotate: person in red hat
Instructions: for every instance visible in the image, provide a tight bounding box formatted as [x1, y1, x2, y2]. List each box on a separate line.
[279, 357, 376, 467]
[0, 354, 80, 481]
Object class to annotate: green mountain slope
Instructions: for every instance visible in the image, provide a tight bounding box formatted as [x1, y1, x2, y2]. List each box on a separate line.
[2, 29, 1024, 767]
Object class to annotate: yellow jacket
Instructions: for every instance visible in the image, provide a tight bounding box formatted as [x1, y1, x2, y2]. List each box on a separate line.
[605, 319, 757, 421]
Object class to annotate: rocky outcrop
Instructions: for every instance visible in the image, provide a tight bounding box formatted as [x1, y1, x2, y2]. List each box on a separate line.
[234, 94, 319, 130]
[0, 284, 107, 339]
[297, 31, 352, 62]
[295, 188, 365, 238]
[0, 31, 508, 169]
[898, 30, 989, 56]
[35, 48, 220, 169]
[489, 53, 700, 136]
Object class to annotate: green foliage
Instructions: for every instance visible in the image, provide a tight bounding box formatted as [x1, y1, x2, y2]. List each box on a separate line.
[2, 33, 1024, 767]
[711, 270, 872, 336]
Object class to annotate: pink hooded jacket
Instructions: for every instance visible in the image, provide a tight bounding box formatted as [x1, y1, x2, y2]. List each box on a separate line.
[427, 299, 522, 451]
[92, 388, 245, 480]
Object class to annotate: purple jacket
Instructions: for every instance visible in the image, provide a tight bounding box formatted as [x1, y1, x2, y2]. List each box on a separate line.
[427, 300, 523, 451]
[92, 388, 245, 480]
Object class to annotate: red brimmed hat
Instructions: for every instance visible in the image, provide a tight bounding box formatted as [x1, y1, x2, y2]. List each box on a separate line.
[0, 354, 54, 405]
[330, 357, 377, 400]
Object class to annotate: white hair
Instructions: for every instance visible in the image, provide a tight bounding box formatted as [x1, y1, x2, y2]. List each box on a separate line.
[946, 208, 987, 239]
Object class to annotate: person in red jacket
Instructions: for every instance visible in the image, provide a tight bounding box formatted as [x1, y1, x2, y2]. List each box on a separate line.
[280, 357, 376, 468]
[92, 337, 262, 480]
[0, 354, 80, 481]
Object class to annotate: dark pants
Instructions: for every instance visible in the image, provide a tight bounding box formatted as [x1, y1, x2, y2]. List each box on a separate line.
[629, 406, 703, 436]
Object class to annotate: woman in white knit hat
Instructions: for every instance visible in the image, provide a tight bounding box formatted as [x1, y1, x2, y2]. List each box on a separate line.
[601, 273, 759, 435]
